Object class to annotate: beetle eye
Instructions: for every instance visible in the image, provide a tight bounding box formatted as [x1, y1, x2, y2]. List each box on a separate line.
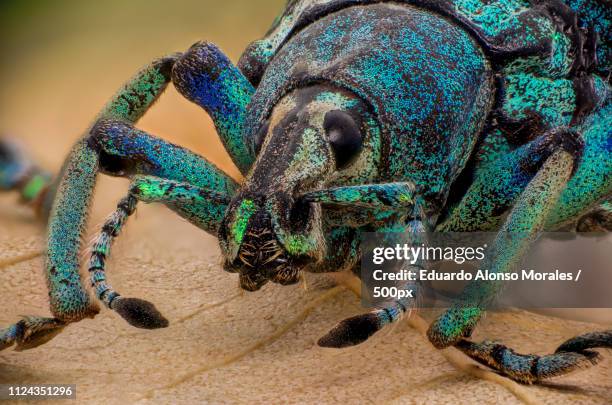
[324, 110, 363, 169]
[253, 119, 270, 155]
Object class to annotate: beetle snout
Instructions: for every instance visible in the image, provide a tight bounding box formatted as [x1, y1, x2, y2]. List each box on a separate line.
[218, 192, 319, 291]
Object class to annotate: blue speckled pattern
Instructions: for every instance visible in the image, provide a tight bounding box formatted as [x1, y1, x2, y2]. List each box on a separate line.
[0, 0, 610, 384]
[245, 4, 493, 212]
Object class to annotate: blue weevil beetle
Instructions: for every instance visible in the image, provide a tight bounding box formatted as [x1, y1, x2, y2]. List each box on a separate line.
[1, 0, 610, 384]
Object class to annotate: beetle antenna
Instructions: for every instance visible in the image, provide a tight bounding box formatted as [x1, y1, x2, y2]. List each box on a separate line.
[299, 182, 415, 211]
[88, 194, 168, 329]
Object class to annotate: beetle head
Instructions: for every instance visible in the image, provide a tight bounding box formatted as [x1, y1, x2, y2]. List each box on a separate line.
[219, 85, 378, 290]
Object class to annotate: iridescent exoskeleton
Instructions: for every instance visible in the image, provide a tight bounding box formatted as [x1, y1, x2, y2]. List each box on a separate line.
[1, 0, 610, 384]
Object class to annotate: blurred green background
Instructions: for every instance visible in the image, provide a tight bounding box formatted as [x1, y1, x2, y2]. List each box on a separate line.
[0, 0, 284, 180]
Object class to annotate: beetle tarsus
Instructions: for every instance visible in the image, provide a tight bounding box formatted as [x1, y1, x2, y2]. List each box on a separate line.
[0, 317, 66, 352]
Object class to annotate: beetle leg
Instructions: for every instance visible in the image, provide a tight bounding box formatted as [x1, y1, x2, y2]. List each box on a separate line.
[2, 54, 178, 220]
[318, 219, 425, 348]
[90, 119, 237, 194]
[87, 175, 232, 329]
[428, 150, 575, 348]
[441, 96, 611, 233]
[0, 56, 181, 352]
[439, 127, 584, 232]
[38, 55, 180, 219]
[453, 330, 612, 384]
[0, 54, 238, 351]
[546, 101, 612, 229]
[0, 317, 66, 352]
[1, 129, 235, 350]
[172, 41, 256, 174]
[424, 150, 611, 382]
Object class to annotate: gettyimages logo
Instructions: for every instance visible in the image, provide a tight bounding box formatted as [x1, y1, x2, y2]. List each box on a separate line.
[372, 243, 486, 265]
[361, 232, 611, 308]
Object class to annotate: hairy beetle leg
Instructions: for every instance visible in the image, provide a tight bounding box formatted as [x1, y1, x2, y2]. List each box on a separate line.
[425, 151, 612, 382]
[556, 330, 612, 353]
[0, 56, 181, 348]
[172, 41, 256, 174]
[439, 127, 584, 232]
[37, 55, 179, 331]
[429, 150, 576, 349]
[89, 176, 232, 329]
[1, 39, 258, 349]
[455, 330, 612, 384]
[0, 45, 244, 345]
[0, 317, 66, 352]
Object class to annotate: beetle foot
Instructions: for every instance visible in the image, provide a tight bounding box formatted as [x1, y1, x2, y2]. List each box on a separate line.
[456, 338, 602, 384]
[111, 297, 169, 329]
[0, 317, 66, 352]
